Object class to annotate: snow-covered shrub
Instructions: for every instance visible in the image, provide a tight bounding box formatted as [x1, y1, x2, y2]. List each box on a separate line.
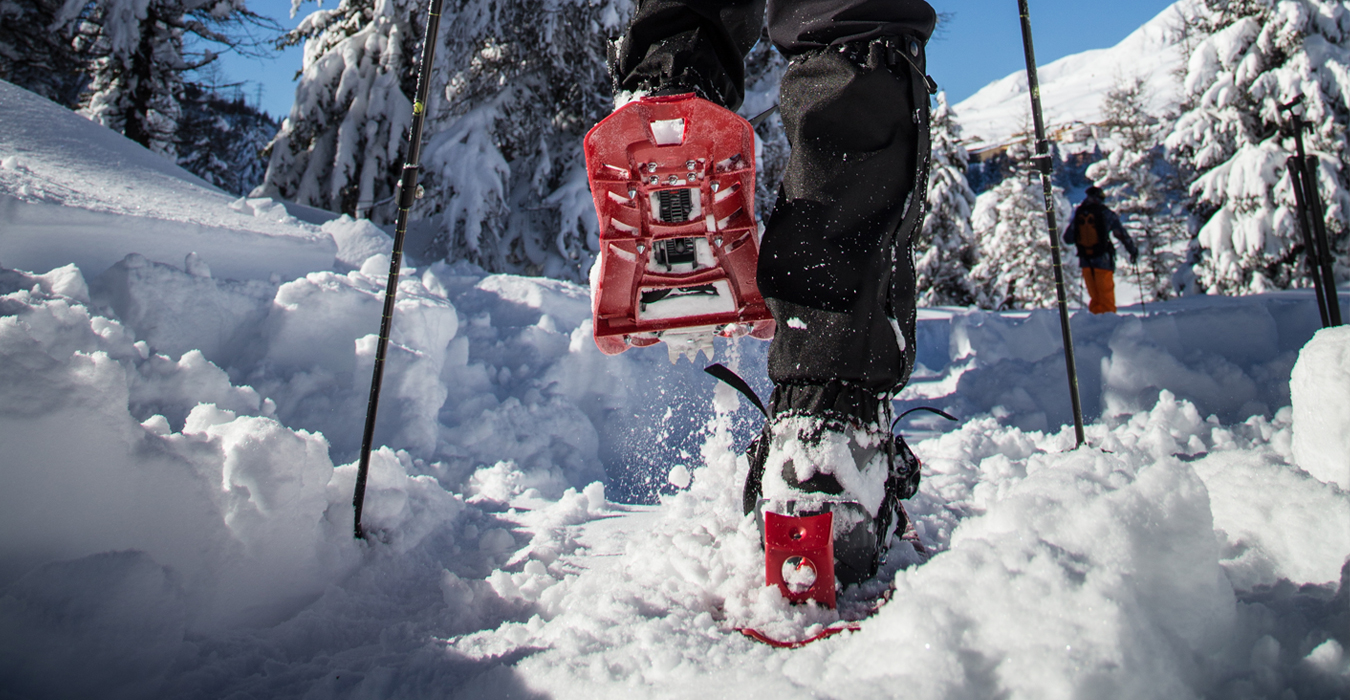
[1166, 0, 1350, 295]
[917, 92, 978, 307]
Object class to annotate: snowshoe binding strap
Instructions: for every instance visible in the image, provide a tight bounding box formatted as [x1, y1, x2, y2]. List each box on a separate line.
[748, 104, 778, 129]
[891, 406, 957, 431]
[704, 363, 767, 417]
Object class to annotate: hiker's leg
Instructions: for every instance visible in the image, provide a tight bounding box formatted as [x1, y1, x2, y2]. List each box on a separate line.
[610, 0, 766, 110]
[1085, 267, 1104, 314]
[758, 0, 937, 394]
[1099, 268, 1117, 313]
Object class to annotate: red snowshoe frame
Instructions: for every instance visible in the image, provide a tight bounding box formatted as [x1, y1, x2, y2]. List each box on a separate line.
[764, 510, 837, 608]
[583, 94, 774, 356]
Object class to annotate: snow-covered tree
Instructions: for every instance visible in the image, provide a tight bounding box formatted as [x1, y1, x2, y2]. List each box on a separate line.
[176, 83, 278, 195]
[259, 0, 418, 222]
[263, 0, 630, 279]
[417, 0, 627, 277]
[0, 0, 87, 108]
[1088, 77, 1189, 301]
[916, 92, 978, 307]
[970, 140, 1076, 310]
[52, 0, 266, 158]
[1166, 0, 1350, 295]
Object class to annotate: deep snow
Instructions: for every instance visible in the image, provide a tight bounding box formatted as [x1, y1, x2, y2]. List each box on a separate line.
[1, 71, 1349, 699]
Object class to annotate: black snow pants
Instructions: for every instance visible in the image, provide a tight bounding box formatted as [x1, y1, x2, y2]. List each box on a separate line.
[612, 0, 936, 400]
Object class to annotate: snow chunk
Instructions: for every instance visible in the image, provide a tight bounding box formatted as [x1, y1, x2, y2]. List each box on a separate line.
[667, 463, 691, 489]
[1291, 326, 1350, 490]
[320, 214, 394, 268]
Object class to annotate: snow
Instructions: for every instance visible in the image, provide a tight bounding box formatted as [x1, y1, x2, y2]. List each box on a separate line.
[1290, 326, 1350, 490]
[0, 79, 336, 282]
[1, 62, 1349, 700]
[953, 1, 1192, 150]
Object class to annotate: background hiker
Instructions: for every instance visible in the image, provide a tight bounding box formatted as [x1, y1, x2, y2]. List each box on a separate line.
[1064, 185, 1138, 314]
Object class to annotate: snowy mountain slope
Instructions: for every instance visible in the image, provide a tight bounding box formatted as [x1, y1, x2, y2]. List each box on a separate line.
[0, 80, 336, 281]
[952, 1, 1191, 149]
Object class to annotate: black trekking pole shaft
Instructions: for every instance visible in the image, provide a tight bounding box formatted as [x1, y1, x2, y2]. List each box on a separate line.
[1017, 0, 1086, 447]
[1288, 154, 1332, 327]
[1136, 259, 1146, 314]
[1299, 154, 1343, 327]
[353, 0, 445, 540]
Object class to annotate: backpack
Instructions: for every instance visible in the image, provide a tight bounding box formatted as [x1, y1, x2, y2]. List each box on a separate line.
[1073, 203, 1109, 259]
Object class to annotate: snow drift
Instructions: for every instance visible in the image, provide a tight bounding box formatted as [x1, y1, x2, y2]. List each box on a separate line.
[0, 79, 335, 281]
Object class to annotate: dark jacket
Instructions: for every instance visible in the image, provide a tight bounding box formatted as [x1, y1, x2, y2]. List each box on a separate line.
[1063, 195, 1137, 271]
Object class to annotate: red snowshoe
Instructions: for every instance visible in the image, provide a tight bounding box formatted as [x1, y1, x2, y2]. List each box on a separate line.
[738, 500, 928, 648]
[583, 94, 774, 361]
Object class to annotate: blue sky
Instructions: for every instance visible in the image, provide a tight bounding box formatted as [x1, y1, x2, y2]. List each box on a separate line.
[215, 0, 1178, 120]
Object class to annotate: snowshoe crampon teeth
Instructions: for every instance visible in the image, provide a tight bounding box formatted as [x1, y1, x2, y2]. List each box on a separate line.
[663, 330, 716, 364]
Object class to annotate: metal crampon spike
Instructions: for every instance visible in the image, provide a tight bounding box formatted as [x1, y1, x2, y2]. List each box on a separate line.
[664, 330, 717, 364]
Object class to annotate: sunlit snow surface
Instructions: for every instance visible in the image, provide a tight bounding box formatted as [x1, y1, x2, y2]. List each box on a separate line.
[1, 79, 1348, 698]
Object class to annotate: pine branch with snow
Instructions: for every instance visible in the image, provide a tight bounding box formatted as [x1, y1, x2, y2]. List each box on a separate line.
[917, 93, 978, 307]
[47, 0, 269, 160]
[258, 0, 419, 222]
[1165, 0, 1350, 295]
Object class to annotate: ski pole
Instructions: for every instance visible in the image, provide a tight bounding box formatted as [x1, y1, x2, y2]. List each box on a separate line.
[1134, 257, 1146, 314]
[1281, 97, 1340, 328]
[353, 0, 445, 540]
[1016, 0, 1086, 448]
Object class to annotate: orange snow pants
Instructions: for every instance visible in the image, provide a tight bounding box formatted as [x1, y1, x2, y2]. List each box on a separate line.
[1083, 267, 1116, 314]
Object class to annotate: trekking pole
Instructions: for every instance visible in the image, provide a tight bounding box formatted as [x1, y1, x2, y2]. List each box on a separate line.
[353, 0, 445, 540]
[1134, 257, 1146, 314]
[1016, 0, 1086, 448]
[1281, 97, 1341, 328]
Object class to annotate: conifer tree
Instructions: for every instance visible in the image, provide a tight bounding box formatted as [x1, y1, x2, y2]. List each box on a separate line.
[1087, 77, 1188, 301]
[0, 0, 87, 108]
[52, 0, 267, 158]
[176, 82, 278, 195]
[260, 0, 421, 225]
[917, 92, 978, 307]
[264, 0, 629, 279]
[1166, 0, 1350, 295]
[970, 140, 1075, 310]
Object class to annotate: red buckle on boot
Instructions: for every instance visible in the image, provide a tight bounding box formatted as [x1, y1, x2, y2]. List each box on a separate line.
[763, 510, 835, 608]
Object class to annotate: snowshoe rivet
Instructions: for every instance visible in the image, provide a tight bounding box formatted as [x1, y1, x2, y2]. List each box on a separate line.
[650, 176, 658, 185]
[685, 160, 696, 170]
[667, 175, 678, 184]
[648, 162, 658, 173]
